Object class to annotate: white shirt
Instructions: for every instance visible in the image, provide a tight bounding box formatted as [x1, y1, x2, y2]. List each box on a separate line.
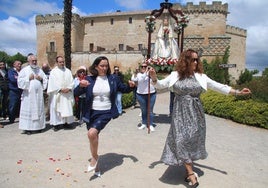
[92, 76, 111, 110]
[131, 72, 156, 94]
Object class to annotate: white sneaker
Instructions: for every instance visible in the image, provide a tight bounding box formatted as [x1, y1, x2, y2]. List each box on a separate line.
[150, 125, 155, 132]
[138, 124, 146, 130]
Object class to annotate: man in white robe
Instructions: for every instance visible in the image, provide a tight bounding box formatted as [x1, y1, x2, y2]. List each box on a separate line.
[18, 55, 48, 134]
[47, 56, 74, 131]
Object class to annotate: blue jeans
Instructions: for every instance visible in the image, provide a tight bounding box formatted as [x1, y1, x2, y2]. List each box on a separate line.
[136, 92, 156, 126]
[115, 92, 122, 114]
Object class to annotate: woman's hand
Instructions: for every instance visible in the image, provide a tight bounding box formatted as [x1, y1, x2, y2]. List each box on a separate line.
[148, 67, 157, 82]
[240, 88, 251, 95]
[233, 88, 252, 96]
[128, 80, 136, 88]
[80, 79, 90, 87]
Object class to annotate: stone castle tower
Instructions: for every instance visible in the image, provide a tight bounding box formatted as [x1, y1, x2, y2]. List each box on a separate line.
[35, 1, 246, 81]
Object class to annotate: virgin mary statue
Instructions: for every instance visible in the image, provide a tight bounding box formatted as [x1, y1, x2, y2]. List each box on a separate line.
[151, 17, 179, 64]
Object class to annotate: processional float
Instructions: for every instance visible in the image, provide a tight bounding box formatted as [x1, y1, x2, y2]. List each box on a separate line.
[143, 0, 189, 133]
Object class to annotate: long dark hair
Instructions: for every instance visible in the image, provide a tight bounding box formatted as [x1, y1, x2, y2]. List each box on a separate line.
[175, 49, 203, 80]
[89, 56, 111, 76]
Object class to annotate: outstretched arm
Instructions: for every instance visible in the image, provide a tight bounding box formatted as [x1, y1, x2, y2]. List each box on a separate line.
[229, 88, 251, 96]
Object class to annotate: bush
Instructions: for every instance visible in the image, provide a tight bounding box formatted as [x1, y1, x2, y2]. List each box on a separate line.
[239, 76, 268, 102]
[122, 92, 134, 109]
[201, 90, 268, 129]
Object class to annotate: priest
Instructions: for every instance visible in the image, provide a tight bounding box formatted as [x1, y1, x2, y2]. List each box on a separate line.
[47, 56, 75, 131]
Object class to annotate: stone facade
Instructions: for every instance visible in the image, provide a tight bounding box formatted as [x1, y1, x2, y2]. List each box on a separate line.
[35, 1, 246, 81]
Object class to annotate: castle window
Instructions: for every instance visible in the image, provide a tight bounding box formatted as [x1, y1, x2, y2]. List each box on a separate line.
[138, 44, 143, 51]
[91, 20, 94, 26]
[50, 42, 55, 52]
[110, 18, 114, 25]
[129, 17, 132, 24]
[119, 44, 124, 51]
[89, 43, 94, 52]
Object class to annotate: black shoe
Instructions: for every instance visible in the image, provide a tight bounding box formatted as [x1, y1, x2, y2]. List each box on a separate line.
[22, 130, 32, 135]
[53, 125, 61, 132]
[36, 130, 43, 133]
[185, 172, 199, 187]
[64, 123, 74, 129]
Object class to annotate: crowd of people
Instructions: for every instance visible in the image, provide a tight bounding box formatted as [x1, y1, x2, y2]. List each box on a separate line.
[0, 55, 138, 133]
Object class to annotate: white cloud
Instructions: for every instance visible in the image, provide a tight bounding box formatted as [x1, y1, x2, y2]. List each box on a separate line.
[72, 6, 87, 16]
[0, 0, 61, 18]
[247, 25, 268, 54]
[0, 16, 36, 55]
[115, 0, 145, 10]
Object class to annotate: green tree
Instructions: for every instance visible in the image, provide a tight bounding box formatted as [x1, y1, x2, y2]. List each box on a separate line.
[262, 68, 268, 78]
[63, 0, 72, 70]
[9, 52, 27, 62]
[237, 69, 259, 85]
[0, 51, 9, 63]
[203, 47, 230, 84]
[222, 46, 230, 84]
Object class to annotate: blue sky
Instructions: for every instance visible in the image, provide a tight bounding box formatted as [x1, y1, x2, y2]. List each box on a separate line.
[0, 0, 267, 72]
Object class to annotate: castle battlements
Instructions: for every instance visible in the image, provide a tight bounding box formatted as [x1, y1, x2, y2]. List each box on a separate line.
[226, 25, 247, 37]
[174, 1, 229, 15]
[36, 13, 82, 25]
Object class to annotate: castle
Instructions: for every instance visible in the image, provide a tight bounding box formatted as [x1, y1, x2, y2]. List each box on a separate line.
[35, 1, 246, 81]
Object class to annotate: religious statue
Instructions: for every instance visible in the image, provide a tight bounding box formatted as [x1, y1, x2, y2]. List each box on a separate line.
[151, 17, 179, 65]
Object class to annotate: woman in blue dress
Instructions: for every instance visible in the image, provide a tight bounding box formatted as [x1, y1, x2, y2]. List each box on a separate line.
[74, 56, 135, 176]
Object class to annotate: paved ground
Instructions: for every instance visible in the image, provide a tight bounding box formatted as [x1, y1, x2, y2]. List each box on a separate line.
[0, 91, 267, 188]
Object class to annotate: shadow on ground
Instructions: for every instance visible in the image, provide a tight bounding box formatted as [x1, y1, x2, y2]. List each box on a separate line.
[154, 114, 171, 124]
[89, 153, 138, 180]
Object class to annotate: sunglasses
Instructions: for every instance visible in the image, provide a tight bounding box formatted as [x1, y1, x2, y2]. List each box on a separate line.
[192, 58, 198, 62]
[141, 65, 147, 68]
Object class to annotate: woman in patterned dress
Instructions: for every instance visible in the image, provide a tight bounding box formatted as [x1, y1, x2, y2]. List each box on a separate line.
[149, 49, 251, 187]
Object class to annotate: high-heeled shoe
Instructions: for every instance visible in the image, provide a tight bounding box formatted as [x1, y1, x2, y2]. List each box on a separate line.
[185, 172, 199, 187]
[87, 160, 98, 172]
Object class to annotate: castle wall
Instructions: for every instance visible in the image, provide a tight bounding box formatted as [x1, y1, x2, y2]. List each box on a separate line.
[35, 1, 246, 81]
[226, 25, 247, 80]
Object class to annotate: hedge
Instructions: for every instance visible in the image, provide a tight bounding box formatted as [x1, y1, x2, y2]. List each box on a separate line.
[200, 90, 268, 129]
